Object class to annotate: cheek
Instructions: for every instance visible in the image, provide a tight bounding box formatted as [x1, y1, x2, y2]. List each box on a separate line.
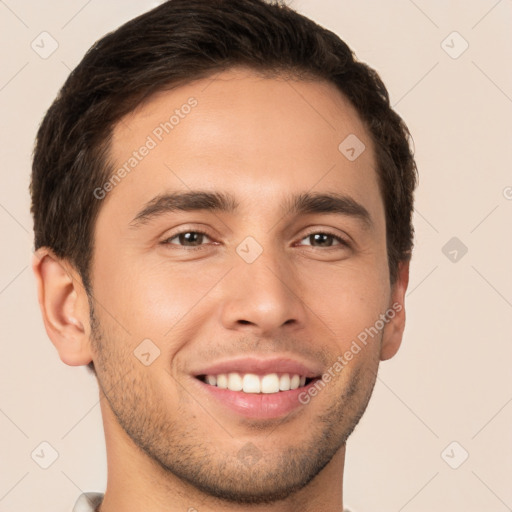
[297, 258, 390, 337]
[100, 258, 227, 343]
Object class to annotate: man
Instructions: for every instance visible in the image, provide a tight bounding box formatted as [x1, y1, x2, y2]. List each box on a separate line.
[30, 0, 417, 510]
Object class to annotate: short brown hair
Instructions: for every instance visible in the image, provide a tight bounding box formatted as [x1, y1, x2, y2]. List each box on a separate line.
[31, 0, 417, 291]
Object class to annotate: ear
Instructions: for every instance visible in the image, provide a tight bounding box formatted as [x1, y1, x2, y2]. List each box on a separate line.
[380, 261, 410, 361]
[32, 248, 93, 366]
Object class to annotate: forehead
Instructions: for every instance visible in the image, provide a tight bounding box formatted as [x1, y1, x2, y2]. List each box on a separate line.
[103, 67, 382, 225]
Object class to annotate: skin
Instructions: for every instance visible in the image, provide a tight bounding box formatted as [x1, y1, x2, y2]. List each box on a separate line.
[33, 68, 409, 512]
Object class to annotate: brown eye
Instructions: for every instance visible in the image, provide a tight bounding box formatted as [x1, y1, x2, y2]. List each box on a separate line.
[300, 232, 346, 248]
[165, 231, 212, 247]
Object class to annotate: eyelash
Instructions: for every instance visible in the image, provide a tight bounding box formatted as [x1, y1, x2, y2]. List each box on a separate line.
[161, 229, 350, 251]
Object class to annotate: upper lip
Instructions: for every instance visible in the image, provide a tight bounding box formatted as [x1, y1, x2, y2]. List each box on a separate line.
[191, 356, 322, 378]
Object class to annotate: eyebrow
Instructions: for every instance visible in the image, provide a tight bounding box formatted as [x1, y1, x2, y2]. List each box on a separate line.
[129, 190, 372, 228]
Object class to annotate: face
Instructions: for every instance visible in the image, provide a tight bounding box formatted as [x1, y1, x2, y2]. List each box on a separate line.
[88, 68, 405, 503]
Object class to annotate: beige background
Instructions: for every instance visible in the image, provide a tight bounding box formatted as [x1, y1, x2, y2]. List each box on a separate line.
[1, 1, 511, 511]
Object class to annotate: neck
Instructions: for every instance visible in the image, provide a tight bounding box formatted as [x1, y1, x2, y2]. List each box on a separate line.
[98, 397, 345, 512]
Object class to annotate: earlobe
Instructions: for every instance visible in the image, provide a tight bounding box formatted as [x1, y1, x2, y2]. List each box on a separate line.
[32, 248, 93, 366]
[380, 261, 410, 361]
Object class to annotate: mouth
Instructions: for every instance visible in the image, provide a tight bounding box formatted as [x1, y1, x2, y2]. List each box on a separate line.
[196, 372, 317, 394]
[190, 357, 322, 420]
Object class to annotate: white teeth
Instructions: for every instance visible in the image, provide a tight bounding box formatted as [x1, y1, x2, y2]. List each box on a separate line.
[216, 374, 228, 389]
[243, 373, 261, 393]
[203, 372, 308, 394]
[290, 374, 300, 390]
[227, 372, 243, 391]
[261, 373, 280, 394]
[205, 375, 217, 386]
[279, 374, 291, 391]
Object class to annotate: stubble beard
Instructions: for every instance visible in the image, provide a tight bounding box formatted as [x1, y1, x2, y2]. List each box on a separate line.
[89, 301, 380, 505]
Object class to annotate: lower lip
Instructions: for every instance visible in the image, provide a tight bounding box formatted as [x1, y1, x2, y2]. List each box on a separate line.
[193, 378, 317, 419]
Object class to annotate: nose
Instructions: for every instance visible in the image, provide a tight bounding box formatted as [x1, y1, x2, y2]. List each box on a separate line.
[219, 246, 307, 336]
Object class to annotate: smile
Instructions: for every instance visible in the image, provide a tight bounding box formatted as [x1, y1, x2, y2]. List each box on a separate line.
[197, 372, 314, 394]
[190, 357, 323, 419]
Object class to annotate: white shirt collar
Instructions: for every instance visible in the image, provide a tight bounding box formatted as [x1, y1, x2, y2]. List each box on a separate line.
[72, 492, 104, 512]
